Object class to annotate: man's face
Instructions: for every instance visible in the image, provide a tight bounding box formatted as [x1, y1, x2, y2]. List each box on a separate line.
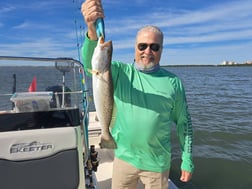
[135, 31, 162, 69]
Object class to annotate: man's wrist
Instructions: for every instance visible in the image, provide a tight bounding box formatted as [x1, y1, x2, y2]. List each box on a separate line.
[181, 153, 194, 172]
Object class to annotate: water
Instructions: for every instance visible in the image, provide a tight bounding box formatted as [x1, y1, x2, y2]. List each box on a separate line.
[0, 66, 84, 111]
[0, 65, 251, 189]
[166, 66, 252, 189]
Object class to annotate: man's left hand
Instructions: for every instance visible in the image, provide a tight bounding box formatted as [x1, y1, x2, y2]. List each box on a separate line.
[180, 170, 192, 182]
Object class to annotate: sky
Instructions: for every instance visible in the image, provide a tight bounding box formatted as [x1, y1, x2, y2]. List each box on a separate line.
[0, 0, 252, 66]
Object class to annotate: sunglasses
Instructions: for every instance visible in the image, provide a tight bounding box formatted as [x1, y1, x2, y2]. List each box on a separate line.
[137, 43, 161, 52]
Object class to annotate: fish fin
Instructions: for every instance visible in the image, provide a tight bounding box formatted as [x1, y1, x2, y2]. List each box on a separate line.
[87, 69, 101, 76]
[88, 69, 109, 84]
[88, 96, 93, 103]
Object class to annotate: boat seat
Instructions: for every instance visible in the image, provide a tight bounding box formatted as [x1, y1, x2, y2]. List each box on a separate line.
[0, 126, 85, 189]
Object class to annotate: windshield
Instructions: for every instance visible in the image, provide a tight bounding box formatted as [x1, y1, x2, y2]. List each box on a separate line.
[0, 56, 89, 113]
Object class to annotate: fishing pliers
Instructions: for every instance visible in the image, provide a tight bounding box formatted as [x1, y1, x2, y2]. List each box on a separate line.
[95, 18, 105, 39]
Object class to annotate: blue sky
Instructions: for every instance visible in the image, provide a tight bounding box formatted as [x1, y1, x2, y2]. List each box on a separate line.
[0, 0, 252, 65]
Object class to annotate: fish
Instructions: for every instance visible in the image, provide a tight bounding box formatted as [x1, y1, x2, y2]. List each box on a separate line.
[91, 36, 116, 149]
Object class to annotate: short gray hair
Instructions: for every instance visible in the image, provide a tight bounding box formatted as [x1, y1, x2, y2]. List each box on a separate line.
[136, 25, 163, 45]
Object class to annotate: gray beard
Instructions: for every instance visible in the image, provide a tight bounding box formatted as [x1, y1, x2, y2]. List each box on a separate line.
[134, 61, 160, 73]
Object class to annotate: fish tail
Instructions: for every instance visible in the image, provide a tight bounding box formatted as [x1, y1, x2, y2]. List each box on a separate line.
[99, 136, 117, 149]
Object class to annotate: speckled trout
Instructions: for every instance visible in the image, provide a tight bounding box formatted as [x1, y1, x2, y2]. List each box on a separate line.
[91, 36, 116, 149]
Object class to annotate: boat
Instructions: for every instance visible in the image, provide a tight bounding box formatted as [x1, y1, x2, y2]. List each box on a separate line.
[0, 56, 178, 189]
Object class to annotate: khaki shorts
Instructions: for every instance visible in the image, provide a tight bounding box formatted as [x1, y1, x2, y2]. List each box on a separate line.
[112, 157, 170, 189]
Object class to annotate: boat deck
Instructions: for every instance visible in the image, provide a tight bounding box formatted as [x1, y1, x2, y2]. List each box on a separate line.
[88, 112, 178, 189]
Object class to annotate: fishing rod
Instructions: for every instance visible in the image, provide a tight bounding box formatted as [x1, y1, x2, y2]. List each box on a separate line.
[12, 74, 16, 109]
[72, 0, 91, 162]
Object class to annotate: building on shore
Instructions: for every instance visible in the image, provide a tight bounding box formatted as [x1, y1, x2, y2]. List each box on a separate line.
[245, 60, 252, 65]
[221, 61, 237, 65]
[221, 60, 252, 66]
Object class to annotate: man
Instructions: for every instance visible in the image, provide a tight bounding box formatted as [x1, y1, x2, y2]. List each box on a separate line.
[81, 0, 194, 188]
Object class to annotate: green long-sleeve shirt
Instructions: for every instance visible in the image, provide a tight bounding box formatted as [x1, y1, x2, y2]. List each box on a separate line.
[82, 36, 194, 172]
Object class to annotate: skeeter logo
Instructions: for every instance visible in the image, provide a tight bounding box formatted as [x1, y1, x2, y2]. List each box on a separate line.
[10, 141, 53, 154]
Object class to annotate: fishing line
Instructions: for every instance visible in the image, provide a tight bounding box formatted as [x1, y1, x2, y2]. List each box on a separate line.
[72, 0, 85, 61]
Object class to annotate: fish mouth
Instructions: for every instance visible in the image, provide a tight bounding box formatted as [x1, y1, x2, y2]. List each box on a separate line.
[99, 35, 105, 44]
[98, 36, 112, 48]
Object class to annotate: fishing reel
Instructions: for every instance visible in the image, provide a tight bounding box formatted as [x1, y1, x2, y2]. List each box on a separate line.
[85, 145, 99, 188]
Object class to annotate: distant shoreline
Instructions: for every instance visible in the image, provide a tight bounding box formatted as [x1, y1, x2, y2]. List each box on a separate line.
[162, 64, 252, 67]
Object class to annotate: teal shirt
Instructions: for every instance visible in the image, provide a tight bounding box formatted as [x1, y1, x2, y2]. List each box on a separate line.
[82, 35, 194, 173]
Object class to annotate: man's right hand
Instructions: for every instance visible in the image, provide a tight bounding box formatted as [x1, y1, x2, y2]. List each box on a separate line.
[81, 0, 104, 40]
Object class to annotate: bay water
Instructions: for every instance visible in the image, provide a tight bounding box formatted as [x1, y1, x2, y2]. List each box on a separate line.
[0, 65, 251, 189]
[167, 66, 252, 189]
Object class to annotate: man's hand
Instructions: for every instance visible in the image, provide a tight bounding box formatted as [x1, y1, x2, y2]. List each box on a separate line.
[180, 170, 192, 182]
[81, 0, 104, 40]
